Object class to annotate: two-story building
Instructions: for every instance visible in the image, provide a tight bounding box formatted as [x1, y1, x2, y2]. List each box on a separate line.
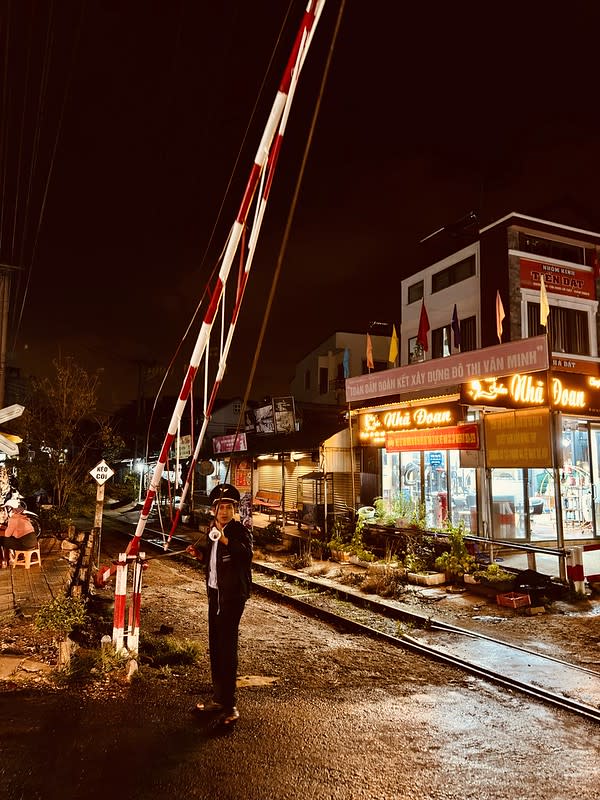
[290, 331, 391, 406]
[346, 212, 600, 577]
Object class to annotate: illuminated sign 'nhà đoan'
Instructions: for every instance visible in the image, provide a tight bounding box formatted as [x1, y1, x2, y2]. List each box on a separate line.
[359, 403, 460, 445]
[462, 371, 591, 412]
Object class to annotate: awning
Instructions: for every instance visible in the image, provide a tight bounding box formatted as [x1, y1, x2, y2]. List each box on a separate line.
[242, 418, 347, 458]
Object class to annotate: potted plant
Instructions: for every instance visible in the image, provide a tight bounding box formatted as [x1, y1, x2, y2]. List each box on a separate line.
[434, 521, 477, 585]
[347, 516, 376, 565]
[470, 563, 516, 595]
[373, 496, 396, 526]
[405, 533, 446, 586]
[373, 495, 425, 529]
[309, 535, 324, 561]
[327, 518, 352, 562]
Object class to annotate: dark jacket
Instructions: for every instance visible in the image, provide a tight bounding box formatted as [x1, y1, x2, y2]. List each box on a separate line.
[205, 519, 253, 602]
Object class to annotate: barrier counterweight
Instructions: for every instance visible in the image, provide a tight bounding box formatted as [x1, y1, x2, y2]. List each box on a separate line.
[112, 553, 146, 652]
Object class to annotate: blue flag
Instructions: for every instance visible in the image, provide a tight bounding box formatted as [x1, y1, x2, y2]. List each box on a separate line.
[343, 347, 350, 378]
[451, 304, 461, 349]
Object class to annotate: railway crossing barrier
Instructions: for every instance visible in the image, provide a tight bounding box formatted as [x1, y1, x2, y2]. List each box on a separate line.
[566, 545, 585, 594]
[112, 552, 146, 653]
[580, 542, 600, 584]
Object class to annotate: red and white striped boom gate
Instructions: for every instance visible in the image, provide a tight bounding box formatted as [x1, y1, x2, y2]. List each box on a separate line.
[112, 552, 146, 652]
[96, 1, 327, 603]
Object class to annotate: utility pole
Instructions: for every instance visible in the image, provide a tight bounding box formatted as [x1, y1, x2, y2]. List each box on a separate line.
[0, 265, 18, 409]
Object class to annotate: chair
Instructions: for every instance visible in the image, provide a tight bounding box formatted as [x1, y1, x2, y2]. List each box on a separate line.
[11, 548, 41, 569]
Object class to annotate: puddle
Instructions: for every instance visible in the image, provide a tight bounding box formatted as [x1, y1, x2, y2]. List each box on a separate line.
[237, 675, 279, 687]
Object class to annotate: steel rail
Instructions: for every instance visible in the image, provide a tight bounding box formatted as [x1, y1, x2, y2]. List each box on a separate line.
[104, 521, 600, 723]
[253, 561, 600, 677]
[250, 571, 600, 724]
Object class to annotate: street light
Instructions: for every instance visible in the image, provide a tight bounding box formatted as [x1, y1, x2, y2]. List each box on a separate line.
[135, 459, 146, 504]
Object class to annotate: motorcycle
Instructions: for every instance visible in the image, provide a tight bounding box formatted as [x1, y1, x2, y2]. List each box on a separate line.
[1, 493, 43, 539]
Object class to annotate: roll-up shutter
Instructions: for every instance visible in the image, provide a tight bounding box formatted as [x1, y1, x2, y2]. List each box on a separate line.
[283, 459, 314, 512]
[256, 462, 281, 493]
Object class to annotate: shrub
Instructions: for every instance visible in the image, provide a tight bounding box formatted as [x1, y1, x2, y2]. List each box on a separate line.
[258, 521, 283, 545]
[473, 563, 515, 584]
[35, 595, 88, 639]
[434, 522, 476, 580]
[358, 566, 407, 599]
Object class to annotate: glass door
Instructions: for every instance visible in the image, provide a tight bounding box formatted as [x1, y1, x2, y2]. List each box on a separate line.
[490, 468, 526, 539]
[561, 419, 593, 539]
[589, 424, 600, 538]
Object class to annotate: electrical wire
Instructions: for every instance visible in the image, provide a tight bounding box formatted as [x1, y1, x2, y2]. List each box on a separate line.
[11, 1, 87, 352]
[141, 1, 297, 476]
[226, 0, 347, 473]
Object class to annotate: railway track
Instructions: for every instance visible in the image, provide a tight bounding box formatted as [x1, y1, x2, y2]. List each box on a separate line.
[108, 520, 600, 723]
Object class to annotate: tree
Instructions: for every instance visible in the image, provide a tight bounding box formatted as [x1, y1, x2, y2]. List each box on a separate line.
[15, 358, 125, 513]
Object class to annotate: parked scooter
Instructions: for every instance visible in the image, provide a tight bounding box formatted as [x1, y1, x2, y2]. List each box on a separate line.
[2, 492, 42, 539]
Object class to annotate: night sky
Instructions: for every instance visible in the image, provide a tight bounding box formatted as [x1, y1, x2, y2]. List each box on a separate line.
[3, 1, 600, 415]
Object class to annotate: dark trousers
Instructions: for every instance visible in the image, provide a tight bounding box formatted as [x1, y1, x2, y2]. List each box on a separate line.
[207, 588, 246, 710]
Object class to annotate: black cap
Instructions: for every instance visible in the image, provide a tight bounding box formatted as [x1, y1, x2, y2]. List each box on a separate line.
[209, 483, 240, 505]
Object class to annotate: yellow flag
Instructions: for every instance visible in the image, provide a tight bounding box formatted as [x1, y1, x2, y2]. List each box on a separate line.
[495, 291, 505, 343]
[366, 333, 374, 370]
[388, 325, 399, 364]
[540, 274, 549, 327]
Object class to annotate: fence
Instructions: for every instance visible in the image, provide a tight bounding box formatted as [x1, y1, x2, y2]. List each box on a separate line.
[365, 523, 594, 587]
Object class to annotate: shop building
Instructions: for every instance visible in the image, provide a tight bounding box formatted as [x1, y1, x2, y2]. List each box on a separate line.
[207, 399, 353, 528]
[346, 212, 600, 575]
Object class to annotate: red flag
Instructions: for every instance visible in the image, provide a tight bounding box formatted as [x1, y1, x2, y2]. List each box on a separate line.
[417, 301, 430, 351]
[366, 333, 374, 370]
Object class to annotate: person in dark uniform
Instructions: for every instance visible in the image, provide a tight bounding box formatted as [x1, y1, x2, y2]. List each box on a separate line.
[187, 483, 253, 725]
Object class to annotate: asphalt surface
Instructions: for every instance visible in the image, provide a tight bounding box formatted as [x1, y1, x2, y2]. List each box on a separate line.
[1, 517, 600, 800]
[2, 577, 600, 800]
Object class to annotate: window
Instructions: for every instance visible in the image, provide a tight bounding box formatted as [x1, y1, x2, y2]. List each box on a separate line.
[431, 255, 476, 293]
[527, 302, 590, 355]
[408, 336, 425, 363]
[519, 233, 584, 265]
[233, 401, 241, 415]
[432, 325, 451, 358]
[460, 315, 477, 352]
[319, 367, 329, 395]
[304, 369, 311, 390]
[408, 280, 424, 304]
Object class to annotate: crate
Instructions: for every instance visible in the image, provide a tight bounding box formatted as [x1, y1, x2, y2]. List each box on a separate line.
[496, 591, 531, 609]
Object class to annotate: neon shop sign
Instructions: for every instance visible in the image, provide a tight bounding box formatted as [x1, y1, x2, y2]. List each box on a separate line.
[360, 404, 458, 445]
[464, 373, 586, 410]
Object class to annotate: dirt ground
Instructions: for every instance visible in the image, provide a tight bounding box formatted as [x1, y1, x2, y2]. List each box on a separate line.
[1, 543, 599, 689]
[4, 551, 600, 800]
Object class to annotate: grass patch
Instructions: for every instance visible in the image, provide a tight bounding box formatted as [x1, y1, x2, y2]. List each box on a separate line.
[339, 565, 408, 599]
[51, 643, 132, 686]
[139, 634, 203, 667]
